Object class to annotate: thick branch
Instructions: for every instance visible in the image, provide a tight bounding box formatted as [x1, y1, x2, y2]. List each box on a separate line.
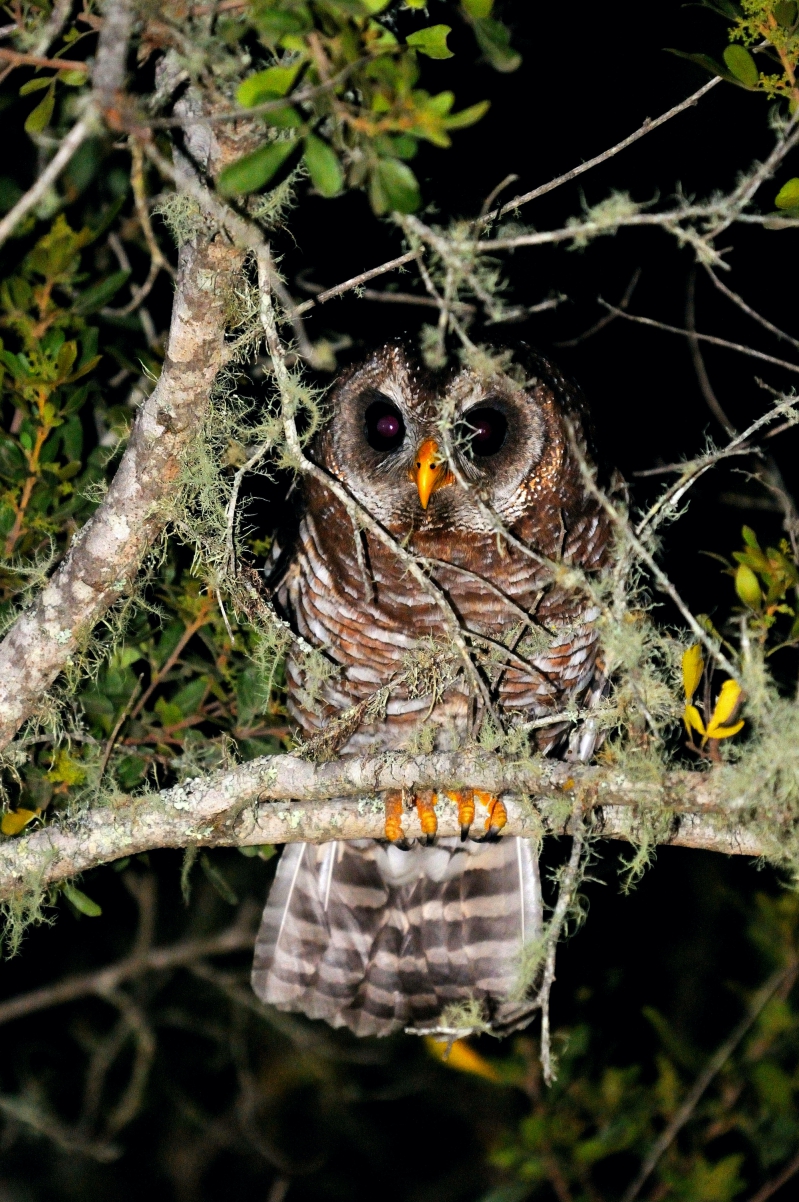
[0, 234, 241, 749]
[0, 754, 769, 901]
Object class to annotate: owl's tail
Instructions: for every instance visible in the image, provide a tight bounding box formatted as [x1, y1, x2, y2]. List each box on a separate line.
[251, 836, 543, 1038]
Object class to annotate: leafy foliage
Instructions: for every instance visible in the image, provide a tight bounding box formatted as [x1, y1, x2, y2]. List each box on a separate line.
[217, 0, 513, 211]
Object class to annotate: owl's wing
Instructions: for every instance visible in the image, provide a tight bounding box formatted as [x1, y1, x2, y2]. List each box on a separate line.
[251, 836, 542, 1038]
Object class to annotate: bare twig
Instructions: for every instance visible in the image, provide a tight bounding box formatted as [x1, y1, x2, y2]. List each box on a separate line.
[635, 396, 799, 536]
[0, 0, 135, 250]
[90, 0, 133, 113]
[704, 264, 799, 354]
[745, 1148, 799, 1202]
[538, 801, 587, 1085]
[565, 422, 740, 679]
[685, 269, 737, 437]
[98, 675, 142, 779]
[555, 269, 641, 348]
[0, 47, 87, 70]
[32, 0, 75, 57]
[598, 301, 799, 377]
[0, 917, 256, 1027]
[0, 116, 92, 250]
[290, 250, 420, 316]
[487, 79, 722, 224]
[621, 960, 799, 1202]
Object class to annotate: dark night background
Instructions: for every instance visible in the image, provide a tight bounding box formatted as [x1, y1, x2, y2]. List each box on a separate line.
[0, 1, 796, 1199]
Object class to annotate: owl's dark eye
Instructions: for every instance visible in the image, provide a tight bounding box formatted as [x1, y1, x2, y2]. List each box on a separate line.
[364, 399, 406, 453]
[460, 406, 508, 457]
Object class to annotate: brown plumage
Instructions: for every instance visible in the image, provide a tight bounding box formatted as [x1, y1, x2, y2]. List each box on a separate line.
[252, 344, 612, 1037]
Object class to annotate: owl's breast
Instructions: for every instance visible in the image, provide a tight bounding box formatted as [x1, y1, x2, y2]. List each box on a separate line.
[277, 506, 605, 752]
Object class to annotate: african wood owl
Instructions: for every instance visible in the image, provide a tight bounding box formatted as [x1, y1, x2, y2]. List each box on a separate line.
[252, 343, 611, 1038]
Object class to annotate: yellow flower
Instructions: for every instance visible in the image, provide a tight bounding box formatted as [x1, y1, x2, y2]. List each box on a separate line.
[681, 645, 744, 745]
[704, 679, 744, 742]
[682, 644, 704, 701]
[684, 679, 744, 745]
[425, 1037, 501, 1081]
[1, 808, 38, 836]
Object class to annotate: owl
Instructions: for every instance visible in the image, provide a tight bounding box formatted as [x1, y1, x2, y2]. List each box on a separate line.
[251, 343, 612, 1038]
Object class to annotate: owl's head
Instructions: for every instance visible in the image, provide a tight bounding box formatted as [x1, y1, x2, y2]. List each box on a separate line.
[311, 342, 591, 536]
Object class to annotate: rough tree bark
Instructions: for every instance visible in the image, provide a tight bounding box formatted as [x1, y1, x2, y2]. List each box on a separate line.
[0, 234, 241, 751]
[0, 754, 765, 902]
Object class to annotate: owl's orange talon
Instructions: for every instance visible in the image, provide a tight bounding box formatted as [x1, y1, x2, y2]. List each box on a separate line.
[385, 791, 405, 844]
[415, 791, 438, 845]
[476, 792, 507, 840]
[446, 789, 475, 841]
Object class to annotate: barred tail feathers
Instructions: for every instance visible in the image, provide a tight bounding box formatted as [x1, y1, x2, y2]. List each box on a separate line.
[251, 837, 543, 1038]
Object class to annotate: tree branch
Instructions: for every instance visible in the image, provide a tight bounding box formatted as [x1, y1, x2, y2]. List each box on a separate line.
[0, 916, 257, 1027]
[0, 754, 772, 902]
[0, 233, 241, 750]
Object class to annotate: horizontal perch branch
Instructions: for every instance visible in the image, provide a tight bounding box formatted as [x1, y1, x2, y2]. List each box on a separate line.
[0, 754, 768, 901]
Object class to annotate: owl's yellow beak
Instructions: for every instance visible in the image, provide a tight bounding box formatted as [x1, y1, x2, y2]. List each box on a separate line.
[411, 439, 452, 510]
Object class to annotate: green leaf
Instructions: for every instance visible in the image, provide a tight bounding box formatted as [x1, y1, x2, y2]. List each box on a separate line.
[303, 134, 344, 197]
[55, 340, 78, 378]
[238, 844, 277, 860]
[115, 754, 147, 789]
[774, 0, 797, 27]
[19, 76, 55, 96]
[171, 675, 209, 716]
[735, 562, 762, 609]
[236, 62, 302, 107]
[665, 49, 738, 83]
[154, 698, 183, 728]
[72, 269, 130, 315]
[775, 178, 799, 209]
[407, 25, 454, 59]
[371, 158, 421, 214]
[741, 525, 760, 548]
[262, 105, 304, 129]
[59, 69, 88, 86]
[63, 883, 102, 917]
[361, 0, 391, 11]
[444, 99, 490, 130]
[24, 85, 55, 134]
[471, 17, 520, 72]
[390, 133, 418, 159]
[723, 44, 759, 88]
[217, 139, 298, 196]
[462, 0, 493, 15]
[200, 853, 239, 905]
[696, 0, 742, 17]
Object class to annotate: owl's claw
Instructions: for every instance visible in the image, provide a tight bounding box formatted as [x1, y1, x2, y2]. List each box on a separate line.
[446, 790, 475, 841]
[415, 791, 438, 845]
[480, 793, 507, 841]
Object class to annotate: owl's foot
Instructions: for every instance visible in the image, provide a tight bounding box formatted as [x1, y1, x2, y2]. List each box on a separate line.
[384, 791, 410, 848]
[445, 790, 476, 841]
[384, 790, 437, 846]
[414, 791, 438, 845]
[481, 794, 508, 840]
